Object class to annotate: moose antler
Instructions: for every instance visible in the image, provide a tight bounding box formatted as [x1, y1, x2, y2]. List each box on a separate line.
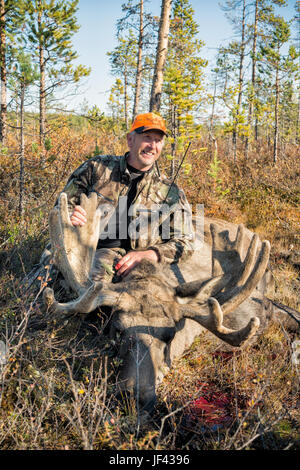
[178, 224, 270, 346]
[44, 192, 271, 348]
[43, 191, 116, 313]
[49, 192, 102, 294]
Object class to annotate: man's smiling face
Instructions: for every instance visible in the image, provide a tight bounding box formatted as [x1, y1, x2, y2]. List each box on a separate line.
[126, 130, 165, 171]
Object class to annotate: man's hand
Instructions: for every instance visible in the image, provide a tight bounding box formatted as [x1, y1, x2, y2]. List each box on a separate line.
[115, 250, 159, 277]
[70, 205, 87, 226]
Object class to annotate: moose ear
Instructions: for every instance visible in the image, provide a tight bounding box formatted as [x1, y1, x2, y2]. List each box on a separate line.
[175, 274, 232, 305]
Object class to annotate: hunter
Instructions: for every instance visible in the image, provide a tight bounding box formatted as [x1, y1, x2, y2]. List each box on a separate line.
[56, 112, 194, 282]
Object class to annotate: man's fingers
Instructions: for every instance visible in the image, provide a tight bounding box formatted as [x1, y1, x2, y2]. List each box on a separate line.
[70, 205, 87, 226]
[115, 254, 137, 276]
[70, 216, 85, 226]
[116, 260, 138, 277]
[115, 251, 158, 277]
[74, 205, 87, 217]
[115, 255, 130, 270]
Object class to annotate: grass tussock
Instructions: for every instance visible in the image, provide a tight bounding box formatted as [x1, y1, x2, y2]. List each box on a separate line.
[0, 124, 299, 450]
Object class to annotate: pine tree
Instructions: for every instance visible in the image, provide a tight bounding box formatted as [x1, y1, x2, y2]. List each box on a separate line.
[245, 0, 287, 154]
[258, 14, 299, 162]
[24, 0, 90, 153]
[163, 0, 206, 175]
[116, 0, 156, 119]
[107, 78, 125, 121]
[8, 51, 39, 217]
[107, 30, 137, 127]
[220, 0, 248, 161]
[0, 0, 26, 144]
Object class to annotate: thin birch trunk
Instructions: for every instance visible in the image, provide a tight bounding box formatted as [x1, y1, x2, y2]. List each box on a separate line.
[132, 0, 143, 120]
[149, 0, 172, 113]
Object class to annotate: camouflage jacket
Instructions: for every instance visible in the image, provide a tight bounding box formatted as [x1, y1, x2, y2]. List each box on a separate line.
[60, 153, 194, 264]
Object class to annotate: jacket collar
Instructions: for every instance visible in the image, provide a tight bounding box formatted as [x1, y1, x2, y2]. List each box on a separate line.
[120, 152, 158, 183]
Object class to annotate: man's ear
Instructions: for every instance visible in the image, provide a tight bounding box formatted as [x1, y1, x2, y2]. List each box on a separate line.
[127, 132, 134, 149]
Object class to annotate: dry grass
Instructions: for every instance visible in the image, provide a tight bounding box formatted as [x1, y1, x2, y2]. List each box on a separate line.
[0, 123, 299, 450]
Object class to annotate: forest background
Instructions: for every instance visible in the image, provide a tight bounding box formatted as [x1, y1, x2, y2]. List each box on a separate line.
[0, 0, 299, 451]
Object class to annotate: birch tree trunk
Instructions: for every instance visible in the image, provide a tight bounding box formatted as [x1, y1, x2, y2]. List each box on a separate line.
[149, 0, 172, 113]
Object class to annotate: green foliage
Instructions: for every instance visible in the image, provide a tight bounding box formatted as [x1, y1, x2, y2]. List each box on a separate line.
[207, 152, 230, 199]
[32, 143, 39, 153]
[163, 0, 207, 171]
[107, 29, 137, 122]
[0, 146, 8, 155]
[44, 138, 52, 151]
[24, 0, 91, 92]
[222, 86, 251, 138]
[10, 50, 39, 89]
[7, 223, 20, 245]
[108, 78, 125, 120]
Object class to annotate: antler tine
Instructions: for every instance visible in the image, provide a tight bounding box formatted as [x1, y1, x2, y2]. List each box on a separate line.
[43, 282, 119, 315]
[233, 223, 245, 252]
[177, 223, 270, 347]
[220, 240, 270, 315]
[210, 223, 223, 277]
[180, 298, 260, 347]
[236, 233, 259, 286]
[175, 274, 232, 301]
[211, 223, 247, 277]
[210, 223, 244, 273]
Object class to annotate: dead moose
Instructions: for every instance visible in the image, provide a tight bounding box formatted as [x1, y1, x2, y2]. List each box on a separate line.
[43, 192, 296, 412]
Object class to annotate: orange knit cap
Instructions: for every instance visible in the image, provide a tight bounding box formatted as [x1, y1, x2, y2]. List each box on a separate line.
[129, 112, 168, 136]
